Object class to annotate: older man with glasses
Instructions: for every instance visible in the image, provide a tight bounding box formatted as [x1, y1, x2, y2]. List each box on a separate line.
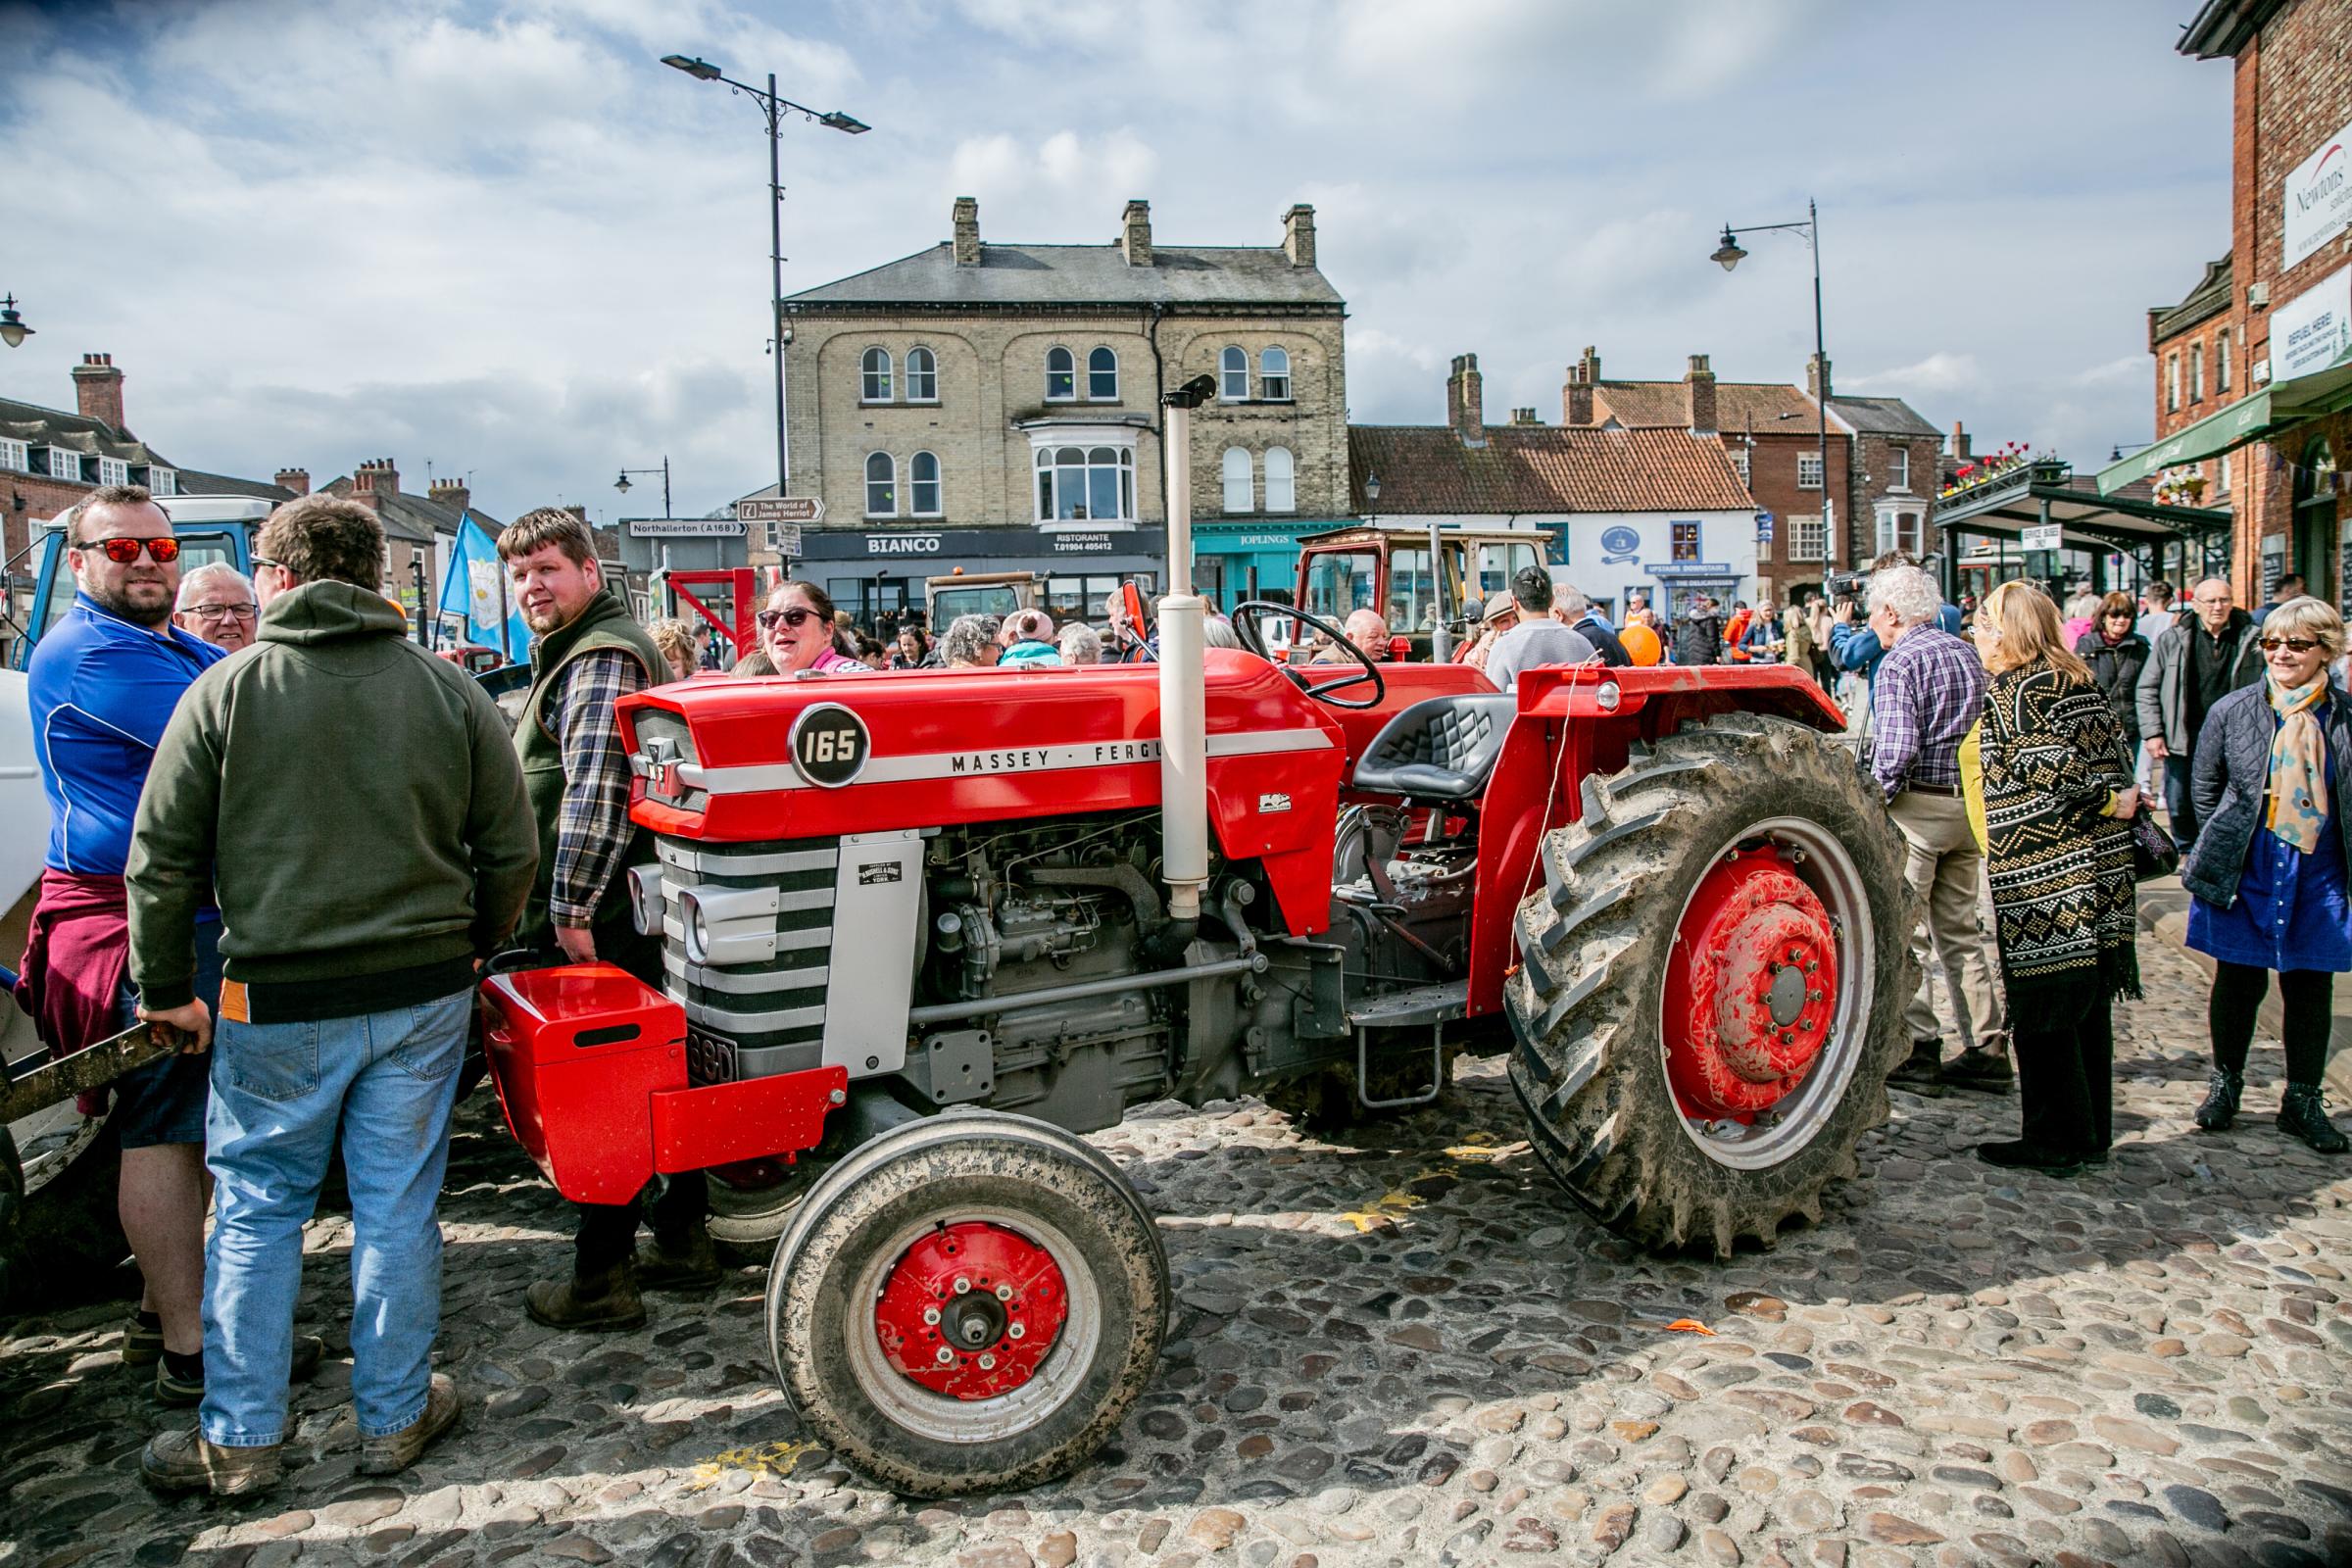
[172, 563, 260, 652]
[2139, 576, 2263, 855]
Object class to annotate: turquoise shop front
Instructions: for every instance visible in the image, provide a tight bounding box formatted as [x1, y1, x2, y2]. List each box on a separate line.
[1190, 520, 1349, 606]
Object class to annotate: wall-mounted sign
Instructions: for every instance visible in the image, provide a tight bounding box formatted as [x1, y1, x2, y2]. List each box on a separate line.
[2274, 264, 2352, 381]
[2283, 118, 2352, 272]
[1599, 525, 1642, 564]
[740, 496, 825, 523]
[866, 533, 944, 555]
[1051, 532, 1119, 554]
[2020, 524, 2063, 552]
[626, 518, 743, 538]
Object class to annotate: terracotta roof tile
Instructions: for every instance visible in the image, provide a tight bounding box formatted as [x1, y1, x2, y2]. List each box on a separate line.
[1349, 424, 1753, 514]
[1589, 379, 1820, 431]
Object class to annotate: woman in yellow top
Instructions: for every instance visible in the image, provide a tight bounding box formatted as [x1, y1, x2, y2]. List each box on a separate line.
[1965, 581, 2141, 1175]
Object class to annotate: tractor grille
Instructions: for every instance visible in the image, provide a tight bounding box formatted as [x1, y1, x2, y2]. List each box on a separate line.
[657, 834, 839, 1083]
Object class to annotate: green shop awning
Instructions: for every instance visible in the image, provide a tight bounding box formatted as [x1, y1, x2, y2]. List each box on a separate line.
[2098, 392, 2273, 494]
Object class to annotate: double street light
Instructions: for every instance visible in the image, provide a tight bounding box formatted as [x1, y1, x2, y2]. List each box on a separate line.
[662, 52, 868, 509]
[1712, 200, 1836, 571]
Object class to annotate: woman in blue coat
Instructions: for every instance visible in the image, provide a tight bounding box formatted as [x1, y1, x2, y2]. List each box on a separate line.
[2182, 595, 2352, 1152]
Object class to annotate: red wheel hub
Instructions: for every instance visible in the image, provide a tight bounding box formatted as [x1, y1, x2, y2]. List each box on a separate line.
[873, 1221, 1069, 1399]
[1663, 845, 1840, 1122]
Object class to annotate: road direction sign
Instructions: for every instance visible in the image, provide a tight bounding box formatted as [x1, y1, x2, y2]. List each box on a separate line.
[627, 518, 743, 538]
[740, 496, 825, 524]
[770, 522, 803, 559]
[2020, 524, 2063, 552]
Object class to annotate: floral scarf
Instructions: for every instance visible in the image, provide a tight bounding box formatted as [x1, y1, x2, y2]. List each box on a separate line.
[2268, 676, 2329, 853]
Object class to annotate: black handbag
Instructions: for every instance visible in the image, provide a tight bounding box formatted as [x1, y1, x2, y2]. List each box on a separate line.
[2128, 808, 2180, 883]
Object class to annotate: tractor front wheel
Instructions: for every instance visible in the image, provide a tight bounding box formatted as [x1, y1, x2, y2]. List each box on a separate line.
[1506, 713, 1915, 1256]
[766, 1109, 1168, 1496]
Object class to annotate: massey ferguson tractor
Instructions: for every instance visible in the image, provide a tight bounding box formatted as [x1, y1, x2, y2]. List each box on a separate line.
[478, 379, 1914, 1497]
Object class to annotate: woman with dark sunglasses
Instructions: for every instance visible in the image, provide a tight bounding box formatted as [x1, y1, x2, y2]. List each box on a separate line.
[757, 580, 865, 675]
[2074, 590, 2151, 757]
[2181, 596, 2352, 1152]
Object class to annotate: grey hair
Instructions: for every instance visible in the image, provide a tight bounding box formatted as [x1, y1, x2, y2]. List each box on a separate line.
[1057, 623, 1102, 665]
[175, 562, 254, 609]
[1555, 583, 1591, 617]
[2064, 592, 2102, 620]
[1866, 564, 1940, 628]
[942, 613, 1002, 666]
[1202, 617, 1241, 649]
[2262, 596, 2346, 659]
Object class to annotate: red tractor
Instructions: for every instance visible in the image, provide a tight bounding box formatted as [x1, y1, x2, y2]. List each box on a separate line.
[479, 384, 1914, 1496]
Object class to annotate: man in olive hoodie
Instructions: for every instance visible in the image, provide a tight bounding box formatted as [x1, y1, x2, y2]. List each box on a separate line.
[128, 494, 536, 1496]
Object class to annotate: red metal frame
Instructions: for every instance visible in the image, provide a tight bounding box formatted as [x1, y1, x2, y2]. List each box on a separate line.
[666, 566, 762, 661]
[873, 1221, 1070, 1398]
[1660, 846, 1837, 1119]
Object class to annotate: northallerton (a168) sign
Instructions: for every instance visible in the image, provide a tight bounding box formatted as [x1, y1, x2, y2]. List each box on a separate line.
[2283, 117, 2352, 273]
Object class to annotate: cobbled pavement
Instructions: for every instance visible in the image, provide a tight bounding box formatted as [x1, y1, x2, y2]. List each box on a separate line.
[3, 930, 2350, 1568]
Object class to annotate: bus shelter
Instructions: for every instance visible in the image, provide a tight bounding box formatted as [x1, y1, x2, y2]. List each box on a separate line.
[1932, 458, 2231, 602]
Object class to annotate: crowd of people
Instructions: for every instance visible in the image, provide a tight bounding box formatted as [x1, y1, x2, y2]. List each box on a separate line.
[13, 481, 2347, 1502]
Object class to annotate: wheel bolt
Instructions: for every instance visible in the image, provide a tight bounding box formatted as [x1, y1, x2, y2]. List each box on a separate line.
[1807, 990, 1823, 1004]
[1008, 1323, 1026, 1340]
[1802, 960, 1818, 974]
[922, 1306, 941, 1325]
[953, 1276, 971, 1295]
[995, 1283, 1014, 1301]
[935, 1347, 954, 1365]
[978, 1353, 997, 1370]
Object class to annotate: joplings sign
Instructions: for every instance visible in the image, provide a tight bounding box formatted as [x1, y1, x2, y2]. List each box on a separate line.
[2284, 121, 2352, 273]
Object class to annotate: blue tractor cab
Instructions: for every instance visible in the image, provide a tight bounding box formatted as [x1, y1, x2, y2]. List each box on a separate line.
[10, 495, 270, 670]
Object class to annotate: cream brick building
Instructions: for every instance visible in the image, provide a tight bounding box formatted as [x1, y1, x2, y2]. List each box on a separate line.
[773, 197, 1350, 623]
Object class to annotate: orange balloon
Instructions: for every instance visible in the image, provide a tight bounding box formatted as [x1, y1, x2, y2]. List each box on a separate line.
[1620, 621, 1662, 666]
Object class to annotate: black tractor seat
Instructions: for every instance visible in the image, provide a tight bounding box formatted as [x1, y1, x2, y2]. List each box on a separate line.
[1348, 693, 1516, 802]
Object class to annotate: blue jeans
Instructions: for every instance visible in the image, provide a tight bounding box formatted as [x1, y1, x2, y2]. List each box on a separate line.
[201, 990, 470, 1448]
[2164, 754, 2201, 855]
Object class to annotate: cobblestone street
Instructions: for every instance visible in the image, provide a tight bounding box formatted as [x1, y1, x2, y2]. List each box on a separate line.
[4, 928, 2350, 1568]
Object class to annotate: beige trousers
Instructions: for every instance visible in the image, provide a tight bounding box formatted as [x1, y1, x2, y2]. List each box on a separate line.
[1886, 789, 2009, 1057]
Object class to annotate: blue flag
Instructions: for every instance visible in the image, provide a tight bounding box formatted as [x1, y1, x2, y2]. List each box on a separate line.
[438, 514, 530, 661]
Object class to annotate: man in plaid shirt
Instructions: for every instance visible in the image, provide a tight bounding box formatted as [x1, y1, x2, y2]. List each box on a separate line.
[498, 511, 717, 1332]
[1866, 564, 2012, 1099]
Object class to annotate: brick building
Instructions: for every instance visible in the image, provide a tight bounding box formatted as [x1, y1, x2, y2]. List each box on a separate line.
[1351, 353, 1759, 621]
[1, 352, 290, 659]
[2104, 0, 2352, 605]
[315, 459, 493, 635]
[776, 197, 1349, 622]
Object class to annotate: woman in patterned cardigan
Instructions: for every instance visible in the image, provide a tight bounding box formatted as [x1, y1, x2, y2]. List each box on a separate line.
[1966, 581, 2142, 1175]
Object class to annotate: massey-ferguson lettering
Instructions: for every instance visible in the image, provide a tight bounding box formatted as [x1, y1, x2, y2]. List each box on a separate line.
[479, 601, 1915, 1497]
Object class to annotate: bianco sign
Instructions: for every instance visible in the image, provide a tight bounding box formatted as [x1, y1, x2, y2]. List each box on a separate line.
[2283, 118, 2352, 272]
[2273, 264, 2352, 382]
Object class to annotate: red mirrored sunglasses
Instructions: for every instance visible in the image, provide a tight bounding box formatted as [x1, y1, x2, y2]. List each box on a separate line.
[80, 535, 180, 564]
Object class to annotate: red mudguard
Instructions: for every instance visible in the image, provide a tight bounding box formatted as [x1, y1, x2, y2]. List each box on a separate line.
[479, 963, 845, 1205]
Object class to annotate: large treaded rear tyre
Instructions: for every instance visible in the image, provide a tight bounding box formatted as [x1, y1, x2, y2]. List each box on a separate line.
[766, 1109, 1168, 1496]
[1506, 713, 1915, 1256]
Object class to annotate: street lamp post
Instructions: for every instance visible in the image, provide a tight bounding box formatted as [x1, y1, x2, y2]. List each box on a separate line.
[1712, 200, 1835, 571]
[0, 294, 32, 349]
[662, 53, 867, 506]
[614, 458, 672, 520]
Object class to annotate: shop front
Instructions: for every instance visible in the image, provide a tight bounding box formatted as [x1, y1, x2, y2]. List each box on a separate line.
[799, 524, 1169, 629]
[1189, 520, 1351, 608]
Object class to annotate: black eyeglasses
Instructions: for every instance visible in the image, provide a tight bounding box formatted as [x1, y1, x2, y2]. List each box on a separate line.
[2259, 635, 2323, 653]
[757, 606, 821, 631]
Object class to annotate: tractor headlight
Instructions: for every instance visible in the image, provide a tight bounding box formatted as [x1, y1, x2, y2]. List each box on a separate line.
[675, 884, 781, 967]
[626, 864, 667, 937]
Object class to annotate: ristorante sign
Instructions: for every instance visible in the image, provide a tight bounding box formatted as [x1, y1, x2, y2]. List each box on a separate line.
[2284, 118, 2352, 273]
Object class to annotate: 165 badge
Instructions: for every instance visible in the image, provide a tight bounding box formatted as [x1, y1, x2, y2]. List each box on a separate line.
[788, 703, 870, 787]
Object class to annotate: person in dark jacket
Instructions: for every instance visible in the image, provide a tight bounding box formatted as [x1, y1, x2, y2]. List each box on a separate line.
[1558, 584, 1631, 666]
[1675, 597, 1726, 665]
[2181, 595, 2352, 1154]
[2074, 591, 2150, 750]
[2137, 578, 2261, 854]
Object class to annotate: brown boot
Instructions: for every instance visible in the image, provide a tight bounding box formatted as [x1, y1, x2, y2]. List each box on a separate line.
[524, 1263, 646, 1332]
[634, 1227, 722, 1293]
[140, 1428, 282, 1496]
[359, 1373, 464, 1476]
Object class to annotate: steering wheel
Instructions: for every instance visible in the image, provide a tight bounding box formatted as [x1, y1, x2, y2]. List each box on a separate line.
[1231, 601, 1387, 710]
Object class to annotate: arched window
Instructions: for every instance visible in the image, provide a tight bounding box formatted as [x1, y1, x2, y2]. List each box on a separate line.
[1088, 346, 1118, 401]
[1264, 446, 1295, 513]
[861, 348, 892, 403]
[864, 452, 896, 516]
[1220, 346, 1249, 402]
[906, 347, 938, 403]
[909, 451, 941, 515]
[1259, 347, 1291, 402]
[1046, 346, 1076, 401]
[1035, 446, 1136, 521]
[1221, 447, 1253, 512]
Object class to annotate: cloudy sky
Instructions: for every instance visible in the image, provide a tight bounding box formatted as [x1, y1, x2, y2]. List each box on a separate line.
[1, 0, 2230, 524]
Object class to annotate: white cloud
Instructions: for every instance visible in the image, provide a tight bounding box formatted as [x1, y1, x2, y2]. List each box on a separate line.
[1846, 353, 1984, 394]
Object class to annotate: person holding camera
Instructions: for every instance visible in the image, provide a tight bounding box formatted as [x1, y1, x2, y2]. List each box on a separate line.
[1866, 565, 2011, 1097]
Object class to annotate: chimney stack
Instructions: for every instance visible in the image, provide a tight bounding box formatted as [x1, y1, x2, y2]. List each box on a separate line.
[1120, 199, 1152, 267]
[1446, 354, 1485, 446]
[430, 477, 470, 514]
[1684, 354, 1719, 436]
[1949, 420, 1971, 461]
[1563, 361, 1593, 426]
[1282, 203, 1317, 269]
[350, 458, 401, 508]
[1805, 352, 1833, 403]
[275, 467, 311, 497]
[73, 353, 125, 432]
[952, 196, 981, 267]
[1510, 407, 1542, 425]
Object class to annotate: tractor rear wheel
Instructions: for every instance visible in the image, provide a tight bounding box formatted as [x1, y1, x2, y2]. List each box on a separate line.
[1507, 713, 1914, 1256]
[766, 1109, 1168, 1496]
